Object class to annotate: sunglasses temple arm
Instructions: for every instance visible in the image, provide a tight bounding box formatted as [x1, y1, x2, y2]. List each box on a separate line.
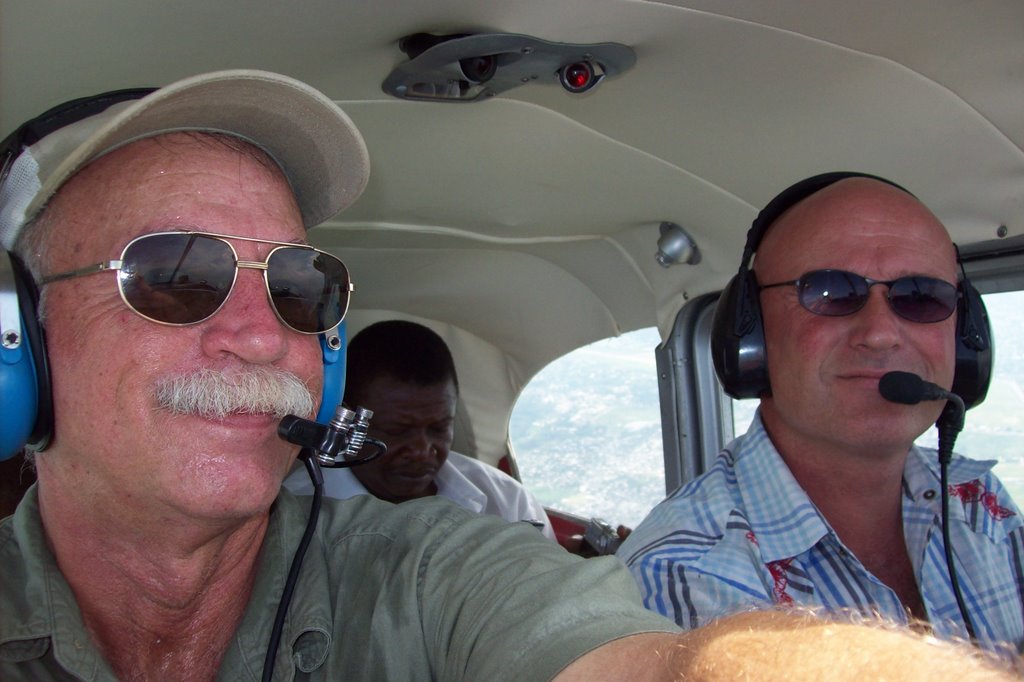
[41, 260, 122, 284]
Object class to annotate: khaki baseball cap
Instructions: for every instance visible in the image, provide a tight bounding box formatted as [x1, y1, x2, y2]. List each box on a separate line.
[0, 69, 370, 249]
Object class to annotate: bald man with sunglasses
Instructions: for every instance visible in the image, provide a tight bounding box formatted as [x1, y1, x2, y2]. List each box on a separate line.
[1, 74, 1017, 681]
[619, 174, 1024, 656]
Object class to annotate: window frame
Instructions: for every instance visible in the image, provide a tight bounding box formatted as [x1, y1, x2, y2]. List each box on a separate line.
[656, 293, 726, 493]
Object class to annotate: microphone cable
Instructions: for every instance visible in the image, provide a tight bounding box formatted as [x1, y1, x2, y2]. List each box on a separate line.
[936, 398, 977, 642]
[262, 449, 324, 682]
[879, 371, 977, 641]
[262, 405, 386, 679]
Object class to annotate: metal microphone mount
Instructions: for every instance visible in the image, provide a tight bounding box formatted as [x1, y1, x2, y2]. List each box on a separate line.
[278, 404, 387, 468]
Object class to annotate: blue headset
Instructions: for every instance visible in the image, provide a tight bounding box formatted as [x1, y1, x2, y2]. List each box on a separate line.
[0, 90, 348, 461]
[0, 252, 50, 459]
[317, 324, 347, 424]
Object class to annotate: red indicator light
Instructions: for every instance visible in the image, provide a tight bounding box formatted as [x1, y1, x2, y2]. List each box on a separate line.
[559, 61, 601, 93]
[565, 64, 591, 89]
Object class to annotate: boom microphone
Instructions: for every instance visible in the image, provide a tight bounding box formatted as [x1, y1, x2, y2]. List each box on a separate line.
[878, 371, 954, 405]
[878, 371, 965, 435]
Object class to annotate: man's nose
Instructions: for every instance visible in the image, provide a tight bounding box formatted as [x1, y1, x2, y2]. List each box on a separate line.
[199, 268, 290, 363]
[851, 284, 903, 350]
[403, 430, 437, 459]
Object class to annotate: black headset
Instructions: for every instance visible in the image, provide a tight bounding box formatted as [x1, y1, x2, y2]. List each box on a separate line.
[710, 171, 993, 409]
[0, 90, 347, 461]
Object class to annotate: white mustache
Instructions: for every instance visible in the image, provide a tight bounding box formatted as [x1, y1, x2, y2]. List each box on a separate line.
[155, 367, 316, 419]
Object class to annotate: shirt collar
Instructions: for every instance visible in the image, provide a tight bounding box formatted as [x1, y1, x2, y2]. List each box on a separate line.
[1, 485, 111, 676]
[733, 412, 833, 562]
[433, 454, 487, 513]
[2, 486, 336, 678]
[903, 444, 996, 490]
[733, 412, 999, 562]
[902, 444, 997, 523]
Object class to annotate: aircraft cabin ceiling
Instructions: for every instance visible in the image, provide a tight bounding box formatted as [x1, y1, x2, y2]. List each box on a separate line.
[4, 0, 1022, 461]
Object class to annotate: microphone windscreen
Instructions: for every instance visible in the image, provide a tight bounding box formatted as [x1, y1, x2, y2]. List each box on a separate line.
[878, 371, 925, 405]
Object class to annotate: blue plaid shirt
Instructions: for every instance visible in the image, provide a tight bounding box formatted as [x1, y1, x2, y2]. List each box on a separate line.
[617, 411, 1024, 655]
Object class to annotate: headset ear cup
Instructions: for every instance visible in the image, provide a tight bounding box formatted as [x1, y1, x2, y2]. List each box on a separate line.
[712, 270, 769, 400]
[951, 281, 993, 410]
[1, 252, 53, 459]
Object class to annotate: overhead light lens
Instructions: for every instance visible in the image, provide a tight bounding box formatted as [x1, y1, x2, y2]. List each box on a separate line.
[656, 222, 701, 267]
[458, 55, 498, 84]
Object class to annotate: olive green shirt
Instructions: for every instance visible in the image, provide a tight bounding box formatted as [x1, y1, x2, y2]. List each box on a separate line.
[1, 486, 675, 680]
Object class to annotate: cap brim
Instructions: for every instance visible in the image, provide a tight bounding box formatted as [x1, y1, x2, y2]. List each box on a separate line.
[28, 70, 369, 229]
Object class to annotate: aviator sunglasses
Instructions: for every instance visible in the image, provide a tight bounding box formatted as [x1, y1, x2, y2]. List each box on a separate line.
[42, 231, 353, 334]
[759, 269, 959, 323]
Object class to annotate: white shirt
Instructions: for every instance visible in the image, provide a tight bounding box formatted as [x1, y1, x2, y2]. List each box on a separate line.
[284, 451, 555, 540]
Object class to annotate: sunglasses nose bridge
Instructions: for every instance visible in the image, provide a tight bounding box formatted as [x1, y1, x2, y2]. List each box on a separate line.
[864, 278, 925, 321]
[231, 258, 279, 314]
[859, 279, 898, 314]
[235, 259, 270, 272]
[234, 259, 272, 294]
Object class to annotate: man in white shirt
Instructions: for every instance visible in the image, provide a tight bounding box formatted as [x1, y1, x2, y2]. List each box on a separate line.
[285, 320, 555, 540]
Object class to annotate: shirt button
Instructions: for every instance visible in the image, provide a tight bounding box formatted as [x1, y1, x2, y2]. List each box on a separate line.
[924, 490, 936, 500]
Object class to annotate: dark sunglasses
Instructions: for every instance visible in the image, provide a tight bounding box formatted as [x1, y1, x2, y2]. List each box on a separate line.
[759, 269, 958, 323]
[42, 231, 353, 334]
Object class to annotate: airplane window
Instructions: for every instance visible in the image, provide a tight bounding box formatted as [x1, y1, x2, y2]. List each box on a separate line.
[510, 327, 665, 528]
[918, 290, 1024, 500]
[730, 290, 1024, 502]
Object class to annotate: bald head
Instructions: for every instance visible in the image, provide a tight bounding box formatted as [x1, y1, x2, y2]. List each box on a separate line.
[755, 178, 958, 285]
